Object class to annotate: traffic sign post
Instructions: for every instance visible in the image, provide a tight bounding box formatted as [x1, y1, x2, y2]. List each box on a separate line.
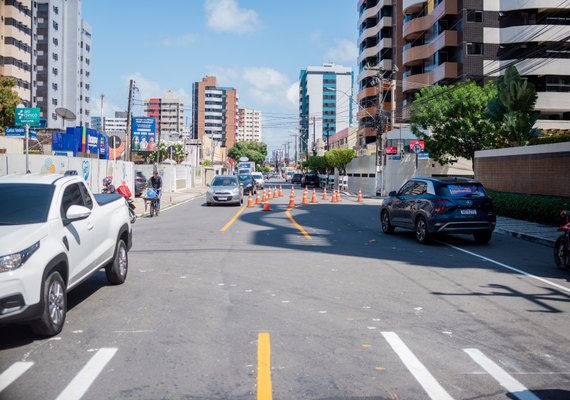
[15, 107, 40, 127]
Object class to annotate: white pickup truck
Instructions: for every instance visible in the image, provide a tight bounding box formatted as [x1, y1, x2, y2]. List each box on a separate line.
[0, 173, 132, 336]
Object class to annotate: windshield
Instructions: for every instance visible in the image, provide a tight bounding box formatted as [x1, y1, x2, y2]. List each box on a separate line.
[0, 184, 55, 225]
[252, 173, 262, 179]
[211, 177, 238, 187]
[237, 175, 252, 183]
[438, 183, 487, 198]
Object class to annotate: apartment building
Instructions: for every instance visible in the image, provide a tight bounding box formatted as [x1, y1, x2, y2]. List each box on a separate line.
[192, 76, 238, 148]
[0, 0, 33, 105]
[237, 108, 262, 142]
[299, 64, 354, 154]
[34, 0, 91, 128]
[143, 90, 185, 137]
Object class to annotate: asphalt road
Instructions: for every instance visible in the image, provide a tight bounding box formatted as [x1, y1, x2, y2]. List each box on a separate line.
[2, 181, 570, 400]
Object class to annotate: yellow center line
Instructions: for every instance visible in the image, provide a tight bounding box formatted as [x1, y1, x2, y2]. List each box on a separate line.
[257, 332, 273, 400]
[220, 205, 247, 232]
[285, 208, 312, 240]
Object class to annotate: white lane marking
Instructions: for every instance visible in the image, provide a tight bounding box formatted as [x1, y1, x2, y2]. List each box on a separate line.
[464, 348, 540, 400]
[440, 241, 570, 294]
[0, 362, 34, 393]
[55, 348, 117, 400]
[382, 332, 454, 400]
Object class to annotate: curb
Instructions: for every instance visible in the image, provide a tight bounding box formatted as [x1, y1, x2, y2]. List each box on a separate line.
[136, 192, 206, 217]
[495, 227, 556, 248]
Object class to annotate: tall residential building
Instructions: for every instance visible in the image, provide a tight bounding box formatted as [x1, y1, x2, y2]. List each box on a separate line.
[143, 90, 185, 137]
[356, 0, 400, 147]
[0, 0, 33, 106]
[299, 64, 354, 155]
[34, 0, 91, 128]
[237, 108, 262, 142]
[192, 76, 238, 148]
[90, 116, 126, 132]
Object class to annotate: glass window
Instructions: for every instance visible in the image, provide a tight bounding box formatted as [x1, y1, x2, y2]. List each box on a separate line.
[0, 184, 55, 225]
[398, 181, 416, 196]
[467, 42, 483, 55]
[78, 183, 93, 209]
[61, 184, 86, 218]
[437, 183, 486, 197]
[211, 177, 238, 187]
[467, 10, 483, 22]
[411, 182, 428, 195]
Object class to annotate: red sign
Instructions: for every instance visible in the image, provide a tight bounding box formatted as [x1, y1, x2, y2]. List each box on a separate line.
[410, 140, 425, 151]
[385, 146, 398, 155]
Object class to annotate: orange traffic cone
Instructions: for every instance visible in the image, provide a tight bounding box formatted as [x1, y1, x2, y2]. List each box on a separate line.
[273, 186, 278, 198]
[255, 191, 261, 204]
[279, 186, 283, 197]
[288, 192, 295, 208]
[322, 187, 328, 200]
[331, 190, 337, 203]
[311, 189, 317, 203]
[262, 199, 271, 211]
[262, 190, 267, 202]
[356, 189, 363, 203]
[247, 193, 254, 207]
[337, 190, 342, 202]
[302, 190, 309, 204]
[267, 188, 273, 200]
[304, 187, 308, 197]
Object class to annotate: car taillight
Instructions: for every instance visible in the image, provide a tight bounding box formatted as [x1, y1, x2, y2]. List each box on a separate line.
[432, 199, 452, 215]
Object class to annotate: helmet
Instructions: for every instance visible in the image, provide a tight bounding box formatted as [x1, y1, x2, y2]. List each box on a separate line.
[103, 177, 112, 186]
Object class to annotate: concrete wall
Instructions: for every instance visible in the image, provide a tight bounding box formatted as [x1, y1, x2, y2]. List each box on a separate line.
[475, 142, 570, 197]
[135, 163, 209, 193]
[0, 137, 24, 154]
[346, 155, 377, 196]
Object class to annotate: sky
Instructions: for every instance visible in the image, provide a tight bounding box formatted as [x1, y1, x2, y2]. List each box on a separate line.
[83, 0, 359, 153]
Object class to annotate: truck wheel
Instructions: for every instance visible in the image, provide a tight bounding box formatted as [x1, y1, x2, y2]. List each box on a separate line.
[31, 271, 66, 337]
[105, 240, 128, 285]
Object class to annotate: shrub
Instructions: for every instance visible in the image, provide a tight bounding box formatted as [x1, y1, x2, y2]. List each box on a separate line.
[528, 135, 570, 146]
[486, 190, 570, 225]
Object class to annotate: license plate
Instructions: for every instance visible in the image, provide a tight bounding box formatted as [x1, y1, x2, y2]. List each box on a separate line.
[460, 209, 477, 215]
[218, 197, 227, 201]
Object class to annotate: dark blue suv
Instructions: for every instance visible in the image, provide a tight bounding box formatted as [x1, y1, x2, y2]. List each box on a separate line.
[380, 177, 496, 244]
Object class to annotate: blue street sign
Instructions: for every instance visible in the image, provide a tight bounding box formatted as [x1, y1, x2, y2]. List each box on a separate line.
[5, 127, 37, 139]
[418, 152, 430, 159]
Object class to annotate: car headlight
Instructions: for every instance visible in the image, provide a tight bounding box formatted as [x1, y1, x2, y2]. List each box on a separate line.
[0, 242, 40, 273]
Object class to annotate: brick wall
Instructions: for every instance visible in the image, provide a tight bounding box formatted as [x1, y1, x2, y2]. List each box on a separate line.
[475, 143, 570, 197]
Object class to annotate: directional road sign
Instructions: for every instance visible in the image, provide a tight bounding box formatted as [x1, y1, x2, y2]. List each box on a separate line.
[5, 127, 37, 139]
[15, 107, 41, 127]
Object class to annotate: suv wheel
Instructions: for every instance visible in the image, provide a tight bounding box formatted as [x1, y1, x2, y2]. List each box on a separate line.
[106, 240, 128, 285]
[381, 210, 395, 234]
[415, 216, 430, 244]
[31, 271, 66, 337]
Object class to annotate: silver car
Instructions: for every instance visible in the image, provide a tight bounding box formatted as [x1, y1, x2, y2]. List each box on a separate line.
[206, 175, 243, 206]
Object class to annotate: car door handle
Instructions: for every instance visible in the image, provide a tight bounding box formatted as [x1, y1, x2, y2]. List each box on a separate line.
[87, 222, 94, 231]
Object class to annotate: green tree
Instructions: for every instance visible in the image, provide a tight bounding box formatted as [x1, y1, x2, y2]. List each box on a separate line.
[228, 141, 267, 165]
[201, 160, 213, 167]
[0, 77, 21, 131]
[410, 81, 503, 168]
[487, 66, 540, 147]
[303, 156, 329, 174]
[325, 149, 355, 175]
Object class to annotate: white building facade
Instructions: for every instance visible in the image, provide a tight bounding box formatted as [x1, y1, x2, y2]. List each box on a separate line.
[237, 108, 262, 142]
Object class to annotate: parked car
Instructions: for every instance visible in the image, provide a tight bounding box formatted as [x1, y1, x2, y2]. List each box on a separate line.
[301, 172, 320, 188]
[134, 171, 147, 197]
[291, 173, 303, 185]
[251, 172, 265, 189]
[0, 173, 132, 336]
[237, 173, 257, 195]
[206, 175, 243, 206]
[285, 171, 295, 182]
[379, 177, 495, 244]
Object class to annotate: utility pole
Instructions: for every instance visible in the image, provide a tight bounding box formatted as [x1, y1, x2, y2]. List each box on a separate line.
[312, 116, 316, 157]
[99, 93, 104, 159]
[126, 80, 134, 161]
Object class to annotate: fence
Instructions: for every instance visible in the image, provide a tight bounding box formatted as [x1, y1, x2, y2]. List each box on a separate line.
[135, 162, 211, 193]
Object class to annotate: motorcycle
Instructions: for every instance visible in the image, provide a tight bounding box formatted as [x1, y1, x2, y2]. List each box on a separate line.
[116, 184, 137, 224]
[554, 212, 570, 270]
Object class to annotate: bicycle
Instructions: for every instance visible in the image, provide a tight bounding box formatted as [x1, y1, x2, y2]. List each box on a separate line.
[554, 211, 570, 271]
[143, 188, 161, 218]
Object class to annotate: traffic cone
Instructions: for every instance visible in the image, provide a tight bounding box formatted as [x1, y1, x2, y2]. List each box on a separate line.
[279, 186, 283, 197]
[288, 192, 295, 208]
[247, 193, 254, 207]
[255, 191, 261, 204]
[304, 187, 309, 197]
[262, 199, 271, 211]
[356, 189, 363, 203]
[322, 187, 328, 200]
[262, 190, 267, 202]
[267, 188, 273, 200]
[337, 190, 342, 202]
[331, 190, 337, 203]
[311, 189, 317, 203]
[273, 186, 278, 198]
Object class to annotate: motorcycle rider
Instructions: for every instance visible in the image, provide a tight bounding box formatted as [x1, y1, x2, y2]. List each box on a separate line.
[102, 177, 115, 194]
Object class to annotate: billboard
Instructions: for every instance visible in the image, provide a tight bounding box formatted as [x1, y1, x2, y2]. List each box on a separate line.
[132, 117, 156, 152]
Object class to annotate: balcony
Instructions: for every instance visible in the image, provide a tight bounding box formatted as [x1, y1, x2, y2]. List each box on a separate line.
[358, 17, 392, 45]
[403, 0, 427, 15]
[358, 38, 393, 64]
[402, 30, 458, 66]
[357, 86, 380, 101]
[357, 59, 393, 82]
[403, 0, 458, 41]
[357, 1, 384, 28]
[402, 62, 458, 93]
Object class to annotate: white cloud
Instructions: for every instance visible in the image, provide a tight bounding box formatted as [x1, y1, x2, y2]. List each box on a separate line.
[324, 39, 358, 64]
[161, 34, 198, 48]
[205, 0, 260, 34]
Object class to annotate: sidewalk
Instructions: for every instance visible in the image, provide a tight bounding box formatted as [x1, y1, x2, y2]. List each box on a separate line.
[341, 190, 559, 247]
[133, 186, 208, 217]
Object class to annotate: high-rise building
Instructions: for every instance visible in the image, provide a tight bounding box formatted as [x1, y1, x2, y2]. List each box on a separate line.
[237, 108, 262, 142]
[357, 0, 570, 133]
[90, 116, 126, 132]
[143, 90, 185, 137]
[299, 64, 354, 155]
[192, 76, 238, 148]
[0, 0, 33, 106]
[34, 0, 91, 128]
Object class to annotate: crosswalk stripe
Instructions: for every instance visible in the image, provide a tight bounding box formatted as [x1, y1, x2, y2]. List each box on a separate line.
[0, 362, 34, 393]
[464, 349, 540, 400]
[382, 332, 454, 400]
[55, 348, 117, 400]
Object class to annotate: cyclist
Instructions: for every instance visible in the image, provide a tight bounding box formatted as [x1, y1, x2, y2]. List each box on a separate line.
[148, 171, 162, 211]
[102, 177, 115, 194]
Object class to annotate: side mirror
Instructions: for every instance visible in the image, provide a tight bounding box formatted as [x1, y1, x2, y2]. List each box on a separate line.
[206, 183, 210, 187]
[389, 191, 397, 197]
[66, 205, 91, 221]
